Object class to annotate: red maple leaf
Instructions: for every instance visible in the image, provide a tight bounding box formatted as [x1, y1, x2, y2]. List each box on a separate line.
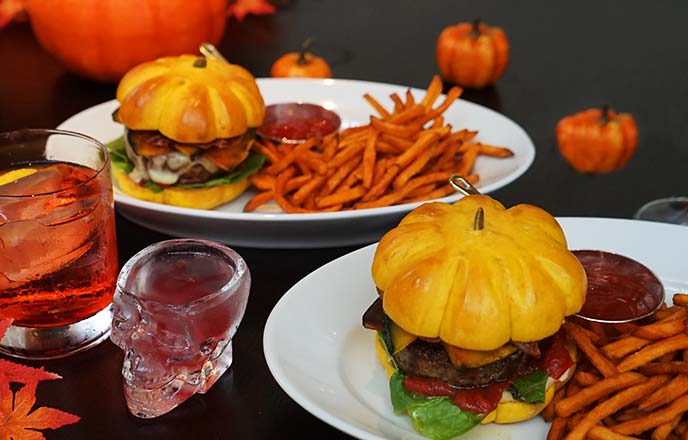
[0, 320, 11, 341]
[0, 376, 79, 440]
[0, 319, 60, 384]
[0, 361, 60, 385]
[227, 0, 276, 21]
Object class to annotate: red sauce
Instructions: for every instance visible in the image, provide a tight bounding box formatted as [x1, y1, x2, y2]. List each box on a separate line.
[258, 103, 341, 142]
[403, 376, 508, 415]
[574, 250, 664, 322]
[403, 376, 455, 398]
[451, 382, 510, 415]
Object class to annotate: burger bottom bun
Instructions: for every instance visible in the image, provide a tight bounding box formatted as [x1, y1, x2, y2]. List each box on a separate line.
[113, 167, 250, 209]
[374, 336, 577, 425]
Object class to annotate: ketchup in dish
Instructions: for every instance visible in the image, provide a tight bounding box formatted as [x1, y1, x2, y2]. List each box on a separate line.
[258, 103, 341, 143]
[574, 250, 664, 322]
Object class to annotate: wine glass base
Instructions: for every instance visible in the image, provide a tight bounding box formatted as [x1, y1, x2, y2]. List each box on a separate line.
[634, 197, 688, 225]
[0, 304, 112, 360]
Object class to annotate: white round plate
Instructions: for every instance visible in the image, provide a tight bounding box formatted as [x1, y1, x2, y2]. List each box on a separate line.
[263, 218, 688, 439]
[58, 78, 535, 249]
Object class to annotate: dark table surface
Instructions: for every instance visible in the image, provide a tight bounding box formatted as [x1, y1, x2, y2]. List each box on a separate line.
[1, 1, 687, 438]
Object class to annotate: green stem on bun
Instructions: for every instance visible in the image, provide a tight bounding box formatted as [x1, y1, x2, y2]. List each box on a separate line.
[474, 207, 485, 230]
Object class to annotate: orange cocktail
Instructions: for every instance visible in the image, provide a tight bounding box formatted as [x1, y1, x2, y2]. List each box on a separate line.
[0, 129, 118, 359]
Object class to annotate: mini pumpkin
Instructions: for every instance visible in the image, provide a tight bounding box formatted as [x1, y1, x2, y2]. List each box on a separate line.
[556, 105, 638, 174]
[371, 195, 587, 351]
[270, 37, 332, 79]
[115, 54, 265, 144]
[436, 18, 509, 89]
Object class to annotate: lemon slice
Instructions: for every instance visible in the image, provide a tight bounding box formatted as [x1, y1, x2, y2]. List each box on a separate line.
[0, 168, 37, 187]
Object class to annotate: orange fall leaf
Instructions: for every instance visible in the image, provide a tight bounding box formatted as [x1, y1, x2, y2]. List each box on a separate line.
[227, 0, 276, 21]
[0, 319, 79, 438]
[0, 378, 79, 440]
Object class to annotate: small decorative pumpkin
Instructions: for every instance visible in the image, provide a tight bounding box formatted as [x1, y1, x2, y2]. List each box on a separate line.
[270, 37, 332, 78]
[556, 105, 638, 174]
[25, 0, 227, 83]
[371, 195, 587, 351]
[436, 18, 509, 89]
[115, 54, 265, 143]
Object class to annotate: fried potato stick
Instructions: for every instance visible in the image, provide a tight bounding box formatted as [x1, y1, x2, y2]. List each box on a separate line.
[612, 393, 688, 435]
[564, 322, 619, 377]
[617, 334, 688, 372]
[363, 93, 391, 118]
[564, 375, 669, 440]
[639, 374, 688, 412]
[546, 417, 567, 440]
[601, 336, 652, 360]
[633, 318, 687, 340]
[651, 413, 682, 440]
[554, 372, 645, 418]
[587, 425, 641, 440]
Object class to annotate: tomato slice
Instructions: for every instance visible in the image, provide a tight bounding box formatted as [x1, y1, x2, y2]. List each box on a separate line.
[543, 330, 574, 379]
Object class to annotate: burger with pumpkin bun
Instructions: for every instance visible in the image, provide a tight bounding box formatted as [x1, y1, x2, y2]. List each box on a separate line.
[362, 195, 587, 440]
[109, 54, 266, 209]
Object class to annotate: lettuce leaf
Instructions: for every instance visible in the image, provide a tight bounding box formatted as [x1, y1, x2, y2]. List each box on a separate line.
[390, 371, 483, 440]
[104, 135, 265, 189]
[106, 136, 132, 173]
[509, 370, 548, 404]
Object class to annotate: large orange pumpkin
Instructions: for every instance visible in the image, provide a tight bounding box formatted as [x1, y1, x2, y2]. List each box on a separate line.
[25, 0, 227, 83]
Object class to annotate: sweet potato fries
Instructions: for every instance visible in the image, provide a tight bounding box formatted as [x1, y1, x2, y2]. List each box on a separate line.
[244, 75, 513, 213]
[544, 293, 688, 440]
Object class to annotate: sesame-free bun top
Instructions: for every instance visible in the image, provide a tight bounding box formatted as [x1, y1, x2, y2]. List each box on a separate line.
[371, 195, 587, 351]
[116, 54, 265, 143]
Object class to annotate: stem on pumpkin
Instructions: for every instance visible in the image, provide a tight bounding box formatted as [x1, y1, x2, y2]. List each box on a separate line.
[193, 57, 207, 68]
[601, 104, 611, 124]
[473, 207, 485, 230]
[298, 37, 315, 65]
[471, 18, 482, 38]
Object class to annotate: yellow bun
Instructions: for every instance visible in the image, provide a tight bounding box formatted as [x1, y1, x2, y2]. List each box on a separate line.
[374, 336, 577, 425]
[372, 195, 587, 351]
[116, 54, 265, 143]
[113, 166, 249, 209]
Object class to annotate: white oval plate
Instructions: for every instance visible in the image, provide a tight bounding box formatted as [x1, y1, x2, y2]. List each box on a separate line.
[58, 78, 535, 249]
[263, 217, 688, 439]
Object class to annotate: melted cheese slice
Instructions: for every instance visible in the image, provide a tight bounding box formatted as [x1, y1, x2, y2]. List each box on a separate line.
[444, 343, 518, 368]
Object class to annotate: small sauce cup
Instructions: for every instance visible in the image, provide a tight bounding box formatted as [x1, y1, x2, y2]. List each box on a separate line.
[258, 103, 341, 144]
[573, 250, 665, 324]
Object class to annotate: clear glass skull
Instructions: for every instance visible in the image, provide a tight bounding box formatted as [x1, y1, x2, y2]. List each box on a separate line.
[111, 239, 250, 418]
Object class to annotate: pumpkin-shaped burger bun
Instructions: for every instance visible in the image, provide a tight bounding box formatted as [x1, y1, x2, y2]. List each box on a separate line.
[111, 54, 266, 209]
[365, 195, 587, 437]
[372, 195, 586, 350]
[116, 54, 264, 143]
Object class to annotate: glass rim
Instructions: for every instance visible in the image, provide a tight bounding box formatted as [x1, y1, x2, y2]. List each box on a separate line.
[0, 128, 110, 199]
[116, 239, 248, 310]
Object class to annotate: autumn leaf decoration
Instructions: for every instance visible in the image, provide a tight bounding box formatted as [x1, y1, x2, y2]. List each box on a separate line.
[226, 0, 276, 21]
[0, 319, 79, 440]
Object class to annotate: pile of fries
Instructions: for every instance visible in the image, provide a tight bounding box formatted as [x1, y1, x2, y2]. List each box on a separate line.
[545, 293, 688, 440]
[245, 76, 513, 213]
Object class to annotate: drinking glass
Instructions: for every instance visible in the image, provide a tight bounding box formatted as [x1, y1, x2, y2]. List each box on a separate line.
[111, 239, 251, 418]
[0, 128, 118, 359]
[634, 197, 688, 225]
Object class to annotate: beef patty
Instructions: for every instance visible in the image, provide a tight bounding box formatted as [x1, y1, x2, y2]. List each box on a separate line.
[394, 339, 537, 387]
